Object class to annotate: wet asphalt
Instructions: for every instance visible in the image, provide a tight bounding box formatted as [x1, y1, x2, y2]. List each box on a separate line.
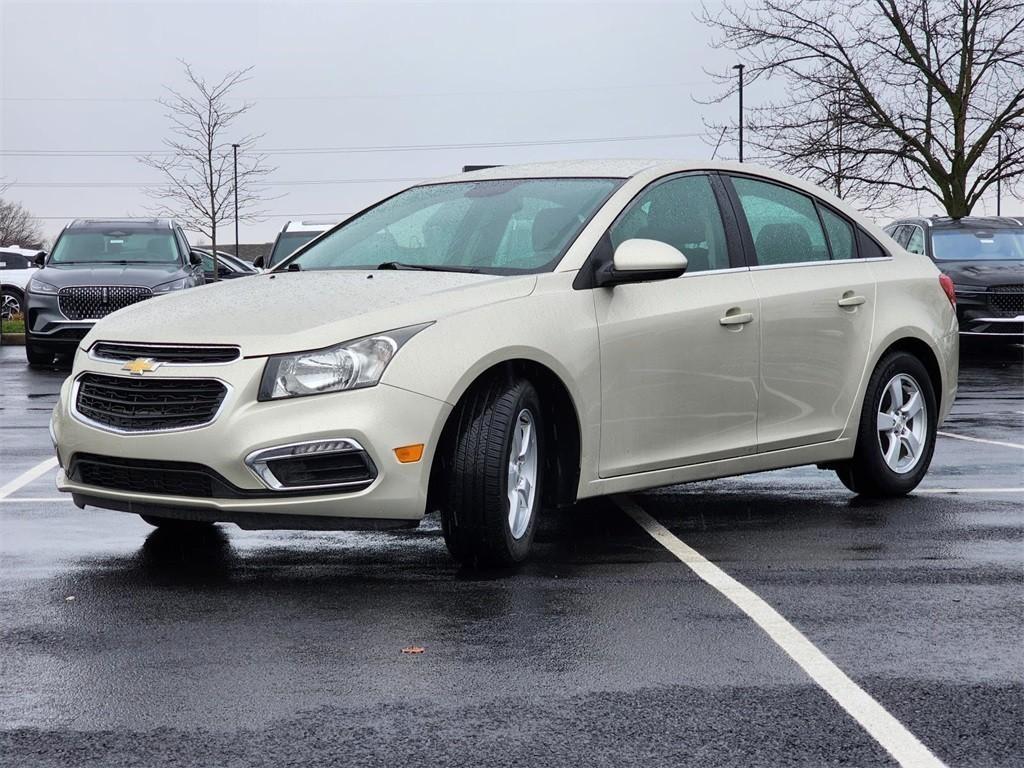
[0, 342, 1021, 767]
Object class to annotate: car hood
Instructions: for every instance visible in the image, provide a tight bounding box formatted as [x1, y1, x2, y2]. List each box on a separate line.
[36, 263, 185, 288]
[83, 269, 537, 356]
[938, 260, 1024, 287]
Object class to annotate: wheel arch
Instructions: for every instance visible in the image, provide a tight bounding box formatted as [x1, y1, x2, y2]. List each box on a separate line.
[427, 357, 583, 513]
[868, 330, 947, 417]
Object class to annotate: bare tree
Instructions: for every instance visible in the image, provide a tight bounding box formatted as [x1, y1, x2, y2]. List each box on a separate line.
[0, 196, 44, 248]
[700, 0, 1024, 217]
[139, 61, 273, 274]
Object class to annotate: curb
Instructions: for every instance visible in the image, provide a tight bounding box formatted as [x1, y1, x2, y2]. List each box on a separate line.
[0, 333, 26, 346]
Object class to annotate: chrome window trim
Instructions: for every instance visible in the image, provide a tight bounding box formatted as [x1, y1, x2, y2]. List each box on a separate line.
[244, 438, 378, 492]
[88, 341, 242, 367]
[70, 372, 232, 435]
[679, 266, 751, 278]
[748, 256, 891, 272]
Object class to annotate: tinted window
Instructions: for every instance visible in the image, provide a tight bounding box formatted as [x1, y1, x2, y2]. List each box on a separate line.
[905, 226, 926, 255]
[610, 175, 729, 273]
[269, 231, 324, 267]
[819, 207, 856, 260]
[931, 229, 1024, 261]
[894, 225, 912, 247]
[732, 177, 828, 265]
[289, 178, 621, 274]
[49, 230, 180, 265]
[0, 253, 29, 269]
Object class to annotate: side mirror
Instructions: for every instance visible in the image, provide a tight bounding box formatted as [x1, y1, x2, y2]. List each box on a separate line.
[189, 250, 204, 266]
[252, 255, 265, 269]
[34, 252, 46, 268]
[596, 239, 687, 287]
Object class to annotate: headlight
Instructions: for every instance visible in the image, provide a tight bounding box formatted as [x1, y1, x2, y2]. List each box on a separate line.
[28, 277, 59, 294]
[258, 323, 431, 401]
[152, 277, 190, 293]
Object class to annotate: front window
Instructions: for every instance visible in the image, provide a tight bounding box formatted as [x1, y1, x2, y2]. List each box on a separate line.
[931, 229, 1024, 261]
[49, 229, 181, 265]
[284, 178, 622, 274]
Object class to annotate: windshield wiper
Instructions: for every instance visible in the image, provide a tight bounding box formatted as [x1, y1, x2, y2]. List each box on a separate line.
[376, 261, 481, 274]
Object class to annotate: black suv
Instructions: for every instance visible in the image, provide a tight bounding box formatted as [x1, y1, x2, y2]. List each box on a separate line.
[24, 219, 205, 366]
[884, 216, 1024, 338]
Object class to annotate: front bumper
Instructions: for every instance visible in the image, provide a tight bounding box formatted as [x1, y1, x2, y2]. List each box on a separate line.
[52, 353, 452, 524]
[955, 290, 1023, 336]
[26, 291, 94, 350]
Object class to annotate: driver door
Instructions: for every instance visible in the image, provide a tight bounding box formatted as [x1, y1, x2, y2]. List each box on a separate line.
[595, 173, 760, 477]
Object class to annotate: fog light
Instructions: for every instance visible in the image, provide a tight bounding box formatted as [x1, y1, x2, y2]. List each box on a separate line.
[394, 444, 424, 463]
[245, 439, 377, 491]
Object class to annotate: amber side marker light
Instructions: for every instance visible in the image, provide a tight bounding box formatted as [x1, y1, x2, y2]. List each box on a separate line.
[394, 444, 425, 463]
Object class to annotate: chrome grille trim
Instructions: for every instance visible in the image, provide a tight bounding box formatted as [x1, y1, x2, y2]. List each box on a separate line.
[58, 285, 153, 320]
[89, 342, 241, 366]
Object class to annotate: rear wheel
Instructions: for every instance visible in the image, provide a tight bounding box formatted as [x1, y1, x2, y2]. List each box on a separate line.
[440, 376, 543, 567]
[835, 351, 937, 497]
[140, 514, 215, 530]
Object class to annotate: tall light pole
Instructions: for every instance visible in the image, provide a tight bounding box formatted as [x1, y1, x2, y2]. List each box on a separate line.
[232, 143, 240, 266]
[732, 64, 745, 163]
[996, 134, 1002, 216]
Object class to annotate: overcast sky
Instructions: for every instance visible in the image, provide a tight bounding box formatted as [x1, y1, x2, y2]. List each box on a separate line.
[1, 0, 1019, 246]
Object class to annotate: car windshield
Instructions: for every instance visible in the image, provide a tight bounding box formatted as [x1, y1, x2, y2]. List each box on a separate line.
[282, 178, 622, 274]
[931, 229, 1024, 261]
[49, 229, 180, 265]
[269, 231, 323, 267]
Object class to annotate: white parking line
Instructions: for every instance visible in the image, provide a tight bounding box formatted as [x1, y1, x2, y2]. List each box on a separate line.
[916, 487, 1024, 495]
[0, 457, 58, 500]
[937, 431, 1024, 450]
[0, 496, 67, 503]
[614, 495, 947, 768]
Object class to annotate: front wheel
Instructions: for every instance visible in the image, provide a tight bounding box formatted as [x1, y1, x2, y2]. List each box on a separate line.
[1, 287, 23, 320]
[25, 338, 53, 368]
[440, 377, 544, 567]
[835, 351, 937, 497]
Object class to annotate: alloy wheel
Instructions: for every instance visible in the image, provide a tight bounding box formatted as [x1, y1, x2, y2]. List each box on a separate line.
[506, 408, 538, 539]
[876, 373, 928, 474]
[1, 293, 21, 321]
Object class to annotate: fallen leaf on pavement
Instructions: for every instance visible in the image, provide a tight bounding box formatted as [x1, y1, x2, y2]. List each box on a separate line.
[401, 646, 425, 654]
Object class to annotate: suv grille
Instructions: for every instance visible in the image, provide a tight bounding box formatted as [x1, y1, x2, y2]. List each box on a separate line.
[59, 286, 152, 320]
[988, 285, 1023, 317]
[75, 373, 227, 432]
[91, 342, 240, 365]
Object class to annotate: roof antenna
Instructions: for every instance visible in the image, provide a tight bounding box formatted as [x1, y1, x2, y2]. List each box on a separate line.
[710, 127, 727, 160]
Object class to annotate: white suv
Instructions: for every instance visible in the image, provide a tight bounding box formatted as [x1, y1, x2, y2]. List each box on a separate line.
[52, 161, 958, 566]
[1, 246, 43, 320]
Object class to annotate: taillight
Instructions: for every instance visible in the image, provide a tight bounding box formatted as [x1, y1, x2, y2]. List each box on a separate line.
[938, 273, 956, 307]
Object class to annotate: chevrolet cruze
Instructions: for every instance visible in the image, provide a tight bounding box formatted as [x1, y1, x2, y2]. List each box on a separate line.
[51, 161, 959, 566]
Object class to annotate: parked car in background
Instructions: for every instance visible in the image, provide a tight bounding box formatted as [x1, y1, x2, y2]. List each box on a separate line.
[258, 219, 340, 269]
[25, 218, 204, 366]
[195, 249, 260, 282]
[1, 246, 45, 321]
[884, 216, 1024, 338]
[52, 161, 957, 567]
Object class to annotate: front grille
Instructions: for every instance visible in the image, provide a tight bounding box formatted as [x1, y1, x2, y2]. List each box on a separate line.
[59, 286, 152, 320]
[988, 285, 1024, 317]
[91, 342, 240, 365]
[74, 455, 213, 497]
[75, 373, 227, 432]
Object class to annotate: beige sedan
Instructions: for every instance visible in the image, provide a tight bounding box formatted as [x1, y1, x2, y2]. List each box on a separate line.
[51, 160, 958, 566]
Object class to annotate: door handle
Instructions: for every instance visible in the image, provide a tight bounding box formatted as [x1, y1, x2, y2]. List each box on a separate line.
[837, 293, 866, 308]
[719, 311, 754, 327]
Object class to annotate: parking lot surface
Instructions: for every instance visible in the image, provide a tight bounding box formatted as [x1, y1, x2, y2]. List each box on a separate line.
[0, 343, 1021, 767]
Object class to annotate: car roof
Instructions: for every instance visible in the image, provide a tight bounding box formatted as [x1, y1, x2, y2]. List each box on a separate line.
[282, 220, 340, 232]
[891, 215, 1024, 230]
[67, 218, 175, 230]
[0, 245, 45, 257]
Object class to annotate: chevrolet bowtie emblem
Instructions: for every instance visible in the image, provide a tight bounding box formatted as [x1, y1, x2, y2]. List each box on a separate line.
[122, 357, 161, 375]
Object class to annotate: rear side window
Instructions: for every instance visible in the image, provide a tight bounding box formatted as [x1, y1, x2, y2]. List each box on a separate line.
[819, 207, 856, 260]
[731, 177, 828, 265]
[905, 226, 926, 254]
[610, 175, 730, 273]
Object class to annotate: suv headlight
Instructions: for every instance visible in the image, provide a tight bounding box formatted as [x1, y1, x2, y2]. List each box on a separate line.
[28, 277, 59, 295]
[152, 277, 190, 294]
[258, 323, 431, 401]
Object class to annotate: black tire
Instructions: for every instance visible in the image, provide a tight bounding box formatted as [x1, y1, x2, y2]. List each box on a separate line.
[140, 514, 215, 530]
[25, 338, 53, 368]
[440, 376, 544, 567]
[835, 351, 937, 497]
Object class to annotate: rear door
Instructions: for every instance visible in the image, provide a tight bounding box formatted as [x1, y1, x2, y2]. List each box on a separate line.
[595, 173, 760, 476]
[724, 174, 876, 451]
